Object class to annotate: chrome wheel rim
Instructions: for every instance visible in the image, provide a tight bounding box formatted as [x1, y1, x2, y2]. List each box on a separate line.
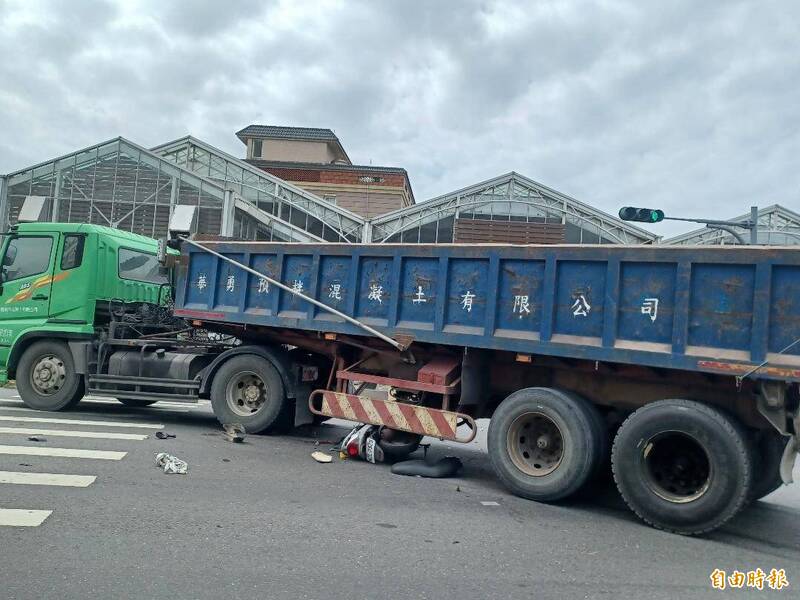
[30, 354, 67, 396]
[507, 412, 564, 476]
[225, 371, 266, 417]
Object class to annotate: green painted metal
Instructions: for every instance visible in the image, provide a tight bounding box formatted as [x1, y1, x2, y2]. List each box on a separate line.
[0, 222, 167, 382]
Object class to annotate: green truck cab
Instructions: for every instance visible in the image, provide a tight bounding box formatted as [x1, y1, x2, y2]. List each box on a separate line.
[0, 222, 169, 405]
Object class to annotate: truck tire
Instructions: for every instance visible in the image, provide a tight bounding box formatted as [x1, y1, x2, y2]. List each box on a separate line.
[16, 340, 84, 411]
[117, 398, 157, 408]
[210, 354, 287, 434]
[750, 431, 790, 501]
[611, 399, 752, 535]
[488, 387, 606, 502]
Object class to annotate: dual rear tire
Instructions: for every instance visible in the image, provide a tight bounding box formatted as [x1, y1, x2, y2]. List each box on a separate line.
[489, 390, 757, 535]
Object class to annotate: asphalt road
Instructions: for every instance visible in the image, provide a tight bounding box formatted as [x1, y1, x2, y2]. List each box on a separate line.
[1, 387, 798, 600]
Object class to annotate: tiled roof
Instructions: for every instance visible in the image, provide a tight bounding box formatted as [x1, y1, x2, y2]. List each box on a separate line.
[247, 159, 408, 176]
[236, 125, 339, 142]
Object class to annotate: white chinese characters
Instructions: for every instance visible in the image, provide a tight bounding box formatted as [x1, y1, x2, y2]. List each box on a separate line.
[641, 298, 659, 322]
[329, 283, 342, 301]
[225, 275, 235, 292]
[368, 284, 384, 304]
[257, 278, 270, 294]
[572, 295, 591, 317]
[512, 295, 531, 317]
[196, 274, 207, 290]
[461, 291, 476, 312]
[291, 280, 304, 294]
[412, 286, 427, 304]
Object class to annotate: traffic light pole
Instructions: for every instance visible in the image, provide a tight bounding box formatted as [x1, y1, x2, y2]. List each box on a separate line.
[657, 206, 759, 245]
[620, 205, 759, 245]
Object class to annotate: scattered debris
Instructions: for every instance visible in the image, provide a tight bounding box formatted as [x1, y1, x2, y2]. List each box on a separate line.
[222, 458, 231, 463]
[154, 452, 188, 474]
[27, 436, 46, 442]
[155, 431, 176, 440]
[223, 423, 245, 443]
[18, 463, 31, 467]
[480, 501, 500, 506]
[311, 451, 333, 463]
[391, 456, 463, 478]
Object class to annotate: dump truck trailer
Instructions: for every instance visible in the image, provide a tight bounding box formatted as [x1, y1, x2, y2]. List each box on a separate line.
[2, 218, 798, 534]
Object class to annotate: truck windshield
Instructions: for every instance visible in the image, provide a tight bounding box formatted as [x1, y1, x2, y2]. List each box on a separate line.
[118, 248, 167, 284]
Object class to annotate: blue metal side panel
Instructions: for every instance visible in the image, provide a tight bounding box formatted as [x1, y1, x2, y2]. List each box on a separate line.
[244, 253, 278, 316]
[494, 259, 545, 340]
[444, 258, 489, 334]
[214, 253, 245, 312]
[279, 254, 313, 318]
[174, 243, 800, 381]
[553, 261, 606, 339]
[769, 265, 800, 357]
[618, 262, 676, 344]
[316, 255, 351, 322]
[355, 257, 392, 324]
[397, 258, 437, 330]
[688, 264, 755, 351]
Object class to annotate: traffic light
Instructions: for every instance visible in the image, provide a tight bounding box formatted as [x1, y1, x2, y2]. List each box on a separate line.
[618, 207, 665, 223]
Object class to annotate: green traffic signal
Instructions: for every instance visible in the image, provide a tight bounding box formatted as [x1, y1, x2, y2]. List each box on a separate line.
[619, 207, 665, 223]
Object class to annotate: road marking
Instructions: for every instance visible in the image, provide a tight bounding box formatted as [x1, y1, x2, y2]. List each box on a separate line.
[0, 509, 52, 527]
[0, 427, 148, 440]
[0, 414, 163, 429]
[0, 444, 126, 460]
[480, 501, 500, 506]
[0, 471, 96, 487]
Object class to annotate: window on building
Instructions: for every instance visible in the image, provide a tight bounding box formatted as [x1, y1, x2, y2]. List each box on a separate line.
[61, 234, 85, 270]
[118, 248, 168, 284]
[322, 194, 337, 205]
[1, 236, 53, 282]
[252, 139, 263, 158]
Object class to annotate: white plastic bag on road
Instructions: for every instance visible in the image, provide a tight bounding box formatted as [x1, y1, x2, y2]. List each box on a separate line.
[154, 452, 188, 474]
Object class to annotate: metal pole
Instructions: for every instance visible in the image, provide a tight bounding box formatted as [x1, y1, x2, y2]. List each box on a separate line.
[178, 236, 406, 351]
[750, 206, 759, 245]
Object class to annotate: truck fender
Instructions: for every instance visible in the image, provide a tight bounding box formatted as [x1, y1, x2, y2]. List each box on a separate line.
[198, 344, 297, 400]
[7, 332, 93, 378]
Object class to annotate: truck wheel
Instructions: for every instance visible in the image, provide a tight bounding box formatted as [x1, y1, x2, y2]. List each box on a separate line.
[210, 354, 286, 434]
[488, 387, 606, 502]
[750, 431, 790, 501]
[611, 399, 752, 535]
[16, 340, 84, 411]
[117, 398, 157, 408]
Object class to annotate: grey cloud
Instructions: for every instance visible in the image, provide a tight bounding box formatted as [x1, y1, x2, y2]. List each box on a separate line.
[0, 0, 798, 236]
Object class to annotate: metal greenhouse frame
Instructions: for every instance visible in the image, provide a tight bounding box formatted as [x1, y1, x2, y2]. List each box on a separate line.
[365, 172, 657, 244]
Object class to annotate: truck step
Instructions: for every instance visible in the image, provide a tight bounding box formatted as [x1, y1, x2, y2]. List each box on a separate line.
[309, 390, 477, 443]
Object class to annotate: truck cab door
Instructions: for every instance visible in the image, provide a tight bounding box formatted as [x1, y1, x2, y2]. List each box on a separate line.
[0, 234, 57, 346]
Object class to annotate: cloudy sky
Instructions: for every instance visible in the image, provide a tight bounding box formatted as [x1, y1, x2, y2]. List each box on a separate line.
[0, 0, 797, 235]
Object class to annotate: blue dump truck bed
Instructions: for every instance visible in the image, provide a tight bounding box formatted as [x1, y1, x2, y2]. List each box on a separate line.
[174, 242, 800, 382]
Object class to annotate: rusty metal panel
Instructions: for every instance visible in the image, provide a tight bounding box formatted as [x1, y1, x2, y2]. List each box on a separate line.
[175, 242, 800, 382]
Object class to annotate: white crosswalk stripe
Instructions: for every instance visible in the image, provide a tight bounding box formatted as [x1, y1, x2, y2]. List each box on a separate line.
[0, 414, 164, 429]
[0, 426, 149, 440]
[0, 471, 96, 487]
[0, 445, 126, 460]
[0, 396, 166, 527]
[0, 509, 52, 527]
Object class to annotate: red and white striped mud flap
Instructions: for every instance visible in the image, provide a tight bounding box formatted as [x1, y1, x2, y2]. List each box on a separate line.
[309, 390, 477, 443]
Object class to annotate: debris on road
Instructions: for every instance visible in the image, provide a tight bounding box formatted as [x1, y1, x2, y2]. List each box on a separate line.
[155, 431, 176, 440]
[311, 451, 333, 463]
[154, 452, 188, 474]
[391, 456, 463, 478]
[223, 423, 245, 443]
[27, 436, 46, 442]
